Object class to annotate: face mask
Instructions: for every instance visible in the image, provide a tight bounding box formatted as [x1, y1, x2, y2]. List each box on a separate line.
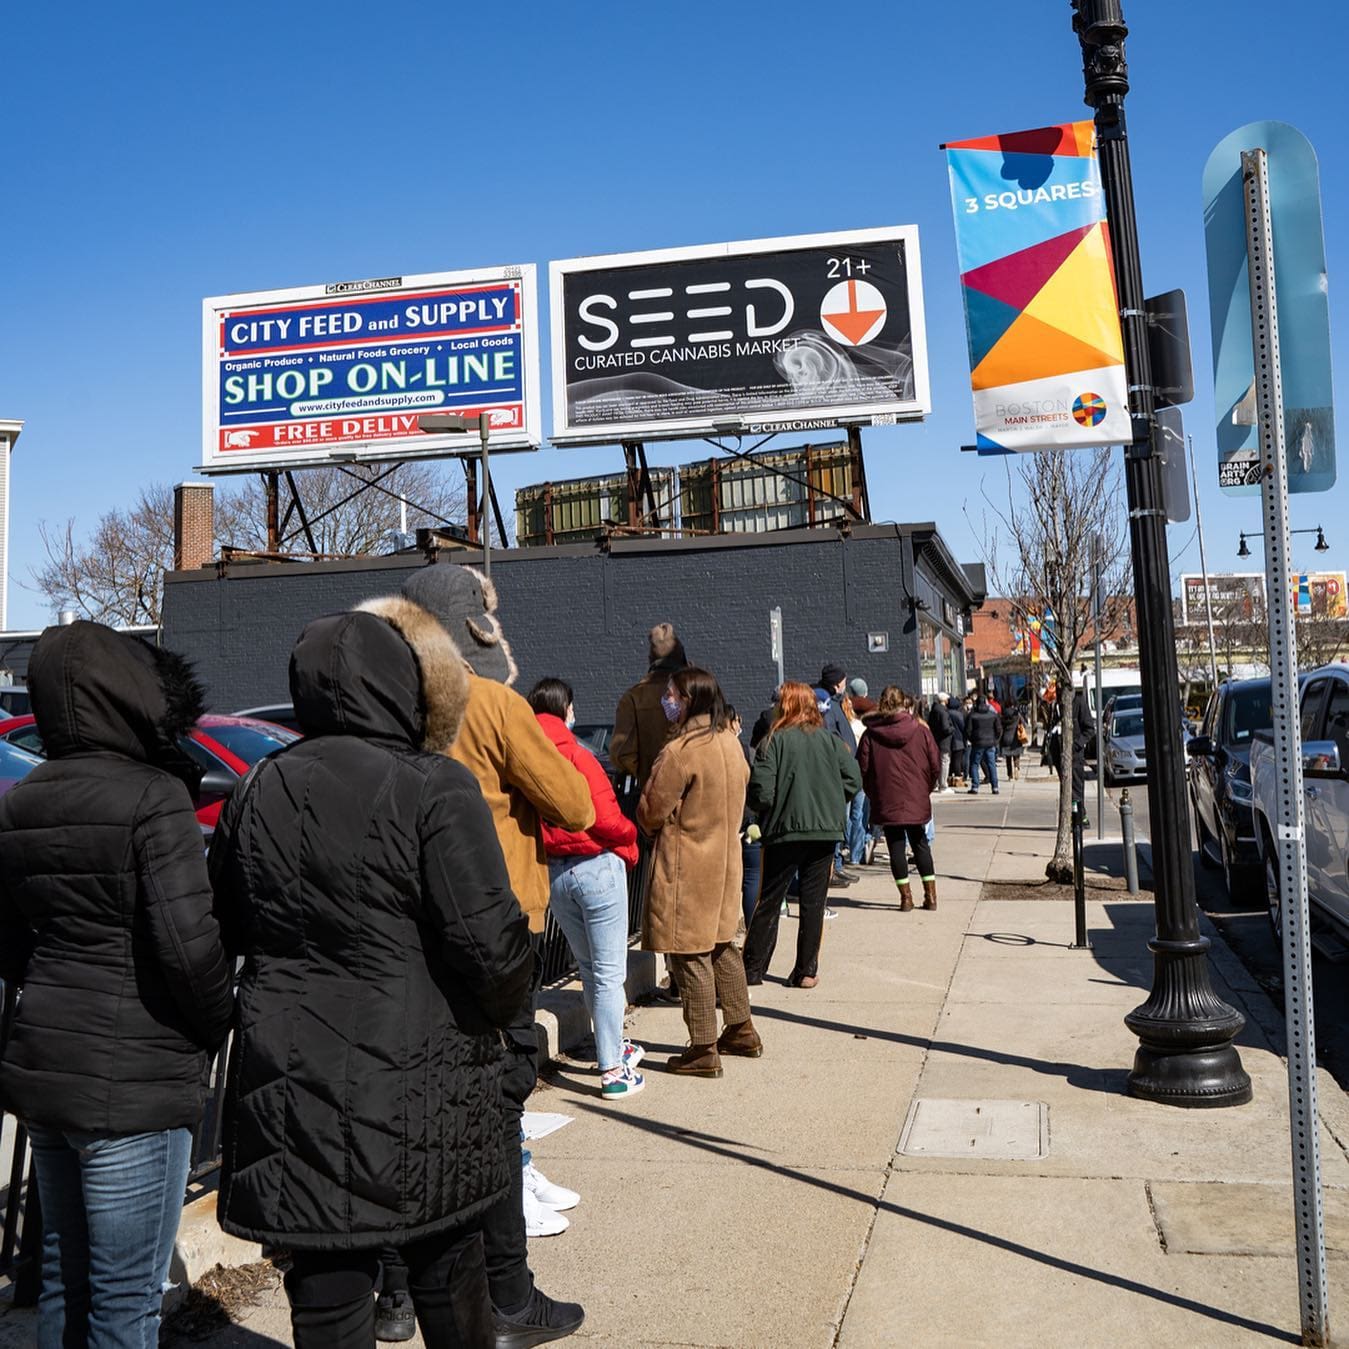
[661, 693, 683, 723]
[565, 710, 576, 730]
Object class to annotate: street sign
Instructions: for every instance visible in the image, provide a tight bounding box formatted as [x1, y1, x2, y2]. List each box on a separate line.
[1203, 123, 1336, 495]
[1144, 289, 1194, 408]
[1156, 407, 1190, 523]
[769, 606, 785, 689]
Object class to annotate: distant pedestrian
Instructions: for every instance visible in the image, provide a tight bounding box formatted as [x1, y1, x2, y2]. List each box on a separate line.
[1000, 704, 1027, 781]
[210, 605, 536, 1348]
[612, 623, 689, 794]
[965, 695, 1003, 795]
[0, 623, 234, 1349]
[927, 691, 954, 795]
[529, 677, 646, 1102]
[1072, 687, 1095, 824]
[743, 682, 862, 990]
[814, 663, 857, 887]
[948, 694, 968, 787]
[639, 668, 761, 1077]
[727, 707, 764, 930]
[858, 686, 941, 911]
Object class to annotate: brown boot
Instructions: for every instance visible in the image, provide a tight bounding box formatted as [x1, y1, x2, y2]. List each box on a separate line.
[922, 879, 938, 911]
[897, 882, 914, 912]
[717, 1020, 764, 1058]
[667, 1044, 723, 1077]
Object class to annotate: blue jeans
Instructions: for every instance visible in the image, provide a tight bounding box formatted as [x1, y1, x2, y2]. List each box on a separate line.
[969, 746, 999, 792]
[846, 791, 868, 864]
[27, 1124, 192, 1349]
[548, 852, 630, 1071]
[741, 839, 763, 929]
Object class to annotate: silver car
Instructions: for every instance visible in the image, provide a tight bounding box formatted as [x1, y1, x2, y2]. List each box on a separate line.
[1106, 710, 1147, 785]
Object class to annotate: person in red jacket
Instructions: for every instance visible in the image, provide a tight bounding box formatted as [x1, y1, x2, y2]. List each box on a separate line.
[858, 686, 941, 912]
[528, 678, 645, 1100]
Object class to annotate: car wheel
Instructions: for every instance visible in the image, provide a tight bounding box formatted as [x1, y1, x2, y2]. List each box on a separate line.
[1221, 830, 1259, 904]
[1265, 837, 1283, 946]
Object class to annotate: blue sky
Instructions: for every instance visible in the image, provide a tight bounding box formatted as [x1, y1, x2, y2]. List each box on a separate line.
[2, 1, 1345, 629]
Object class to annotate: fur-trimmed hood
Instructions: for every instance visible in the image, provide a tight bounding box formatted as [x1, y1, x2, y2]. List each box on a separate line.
[288, 601, 469, 753]
[29, 621, 206, 764]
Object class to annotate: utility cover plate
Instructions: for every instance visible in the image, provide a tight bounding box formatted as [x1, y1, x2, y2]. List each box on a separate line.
[899, 1099, 1047, 1160]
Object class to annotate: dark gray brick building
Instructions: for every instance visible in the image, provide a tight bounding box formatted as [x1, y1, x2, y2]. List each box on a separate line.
[161, 524, 984, 723]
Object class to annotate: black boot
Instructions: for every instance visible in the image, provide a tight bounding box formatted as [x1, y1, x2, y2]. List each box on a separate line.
[492, 1285, 585, 1348]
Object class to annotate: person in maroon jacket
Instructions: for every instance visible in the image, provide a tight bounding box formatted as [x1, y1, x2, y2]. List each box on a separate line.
[857, 686, 941, 912]
[529, 678, 646, 1101]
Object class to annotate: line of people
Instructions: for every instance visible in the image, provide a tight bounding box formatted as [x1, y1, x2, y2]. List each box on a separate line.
[0, 589, 956, 1349]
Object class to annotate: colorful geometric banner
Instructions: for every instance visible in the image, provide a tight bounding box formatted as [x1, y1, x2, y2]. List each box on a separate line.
[946, 121, 1130, 452]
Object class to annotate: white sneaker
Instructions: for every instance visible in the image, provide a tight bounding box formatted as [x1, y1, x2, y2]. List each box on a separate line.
[622, 1040, 645, 1071]
[523, 1186, 569, 1237]
[824, 907, 839, 921]
[523, 1162, 579, 1212]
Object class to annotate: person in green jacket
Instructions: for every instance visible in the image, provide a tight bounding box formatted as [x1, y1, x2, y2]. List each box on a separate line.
[743, 681, 862, 989]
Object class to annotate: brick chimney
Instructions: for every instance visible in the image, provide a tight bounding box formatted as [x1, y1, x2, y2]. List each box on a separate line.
[174, 482, 215, 572]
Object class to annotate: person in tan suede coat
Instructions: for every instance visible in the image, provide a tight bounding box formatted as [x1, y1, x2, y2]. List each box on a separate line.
[638, 666, 761, 1079]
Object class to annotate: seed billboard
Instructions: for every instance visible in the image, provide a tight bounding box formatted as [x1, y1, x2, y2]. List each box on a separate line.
[549, 227, 930, 444]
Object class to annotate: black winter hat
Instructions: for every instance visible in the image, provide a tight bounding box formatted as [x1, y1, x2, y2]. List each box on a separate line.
[820, 662, 847, 689]
[402, 564, 517, 685]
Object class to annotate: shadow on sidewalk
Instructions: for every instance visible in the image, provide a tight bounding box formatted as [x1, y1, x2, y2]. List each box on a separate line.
[573, 1105, 1298, 1344]
[749, 1004, 1132, 1095]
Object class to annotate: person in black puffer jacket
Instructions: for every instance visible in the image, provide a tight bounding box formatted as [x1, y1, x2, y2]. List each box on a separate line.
[0, 621, 234, 1348]
[209, 603, 535, 1349]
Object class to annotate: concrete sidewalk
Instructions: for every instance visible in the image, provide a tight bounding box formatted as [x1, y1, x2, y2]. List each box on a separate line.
[11, 768, 1344, 1347]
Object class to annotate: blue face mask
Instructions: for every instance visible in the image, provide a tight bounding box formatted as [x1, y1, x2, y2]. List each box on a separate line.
[661, 693, 683, 723]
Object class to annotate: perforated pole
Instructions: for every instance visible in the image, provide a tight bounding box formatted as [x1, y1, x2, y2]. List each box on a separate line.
[1243, 145, 1328, 1347]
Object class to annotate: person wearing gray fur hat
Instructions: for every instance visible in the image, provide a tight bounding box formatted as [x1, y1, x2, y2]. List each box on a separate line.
[403, 563, 518, 686]
[612, 623, 689, 793]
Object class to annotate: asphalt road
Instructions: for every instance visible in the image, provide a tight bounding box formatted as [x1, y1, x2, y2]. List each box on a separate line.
[1106, 777, 1349, 1092]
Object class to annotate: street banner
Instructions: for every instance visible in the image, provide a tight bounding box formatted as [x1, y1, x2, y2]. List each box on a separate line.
[201, 266, 542, 473]
[548, 227, 930, 444]
[1202, 122, 1336, 495]
[945, 121, 1129, 452]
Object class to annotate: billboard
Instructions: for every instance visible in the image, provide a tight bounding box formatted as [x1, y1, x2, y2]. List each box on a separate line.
[202, 266, 541, 473]
[549, 227, 930, 444]
[1181, 572, 1347, 624]
[945, 121, 1130, 452]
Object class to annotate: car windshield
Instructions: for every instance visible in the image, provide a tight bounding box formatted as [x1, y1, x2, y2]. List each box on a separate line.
[572, 724, 611, 755]
[1113, 714, 1145, 739]
[0, 738, 42, 789]
[204, 722, 298, 765]
[1224, 686, 1272, 745]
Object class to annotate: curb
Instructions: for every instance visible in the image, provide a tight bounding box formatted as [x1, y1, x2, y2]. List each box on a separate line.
[161, 949, 659, 1297]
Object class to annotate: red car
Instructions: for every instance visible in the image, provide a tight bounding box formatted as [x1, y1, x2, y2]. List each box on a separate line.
[0, 713, 299, 829]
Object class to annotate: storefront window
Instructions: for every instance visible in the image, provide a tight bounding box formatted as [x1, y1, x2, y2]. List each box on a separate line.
[919, 618, 939, 695]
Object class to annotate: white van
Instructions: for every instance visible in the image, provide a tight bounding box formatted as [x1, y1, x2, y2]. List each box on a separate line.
[1073, 667, 1143, 720]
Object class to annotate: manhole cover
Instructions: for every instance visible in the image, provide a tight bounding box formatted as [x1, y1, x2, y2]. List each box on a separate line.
[898, 1099, 1047, 1160]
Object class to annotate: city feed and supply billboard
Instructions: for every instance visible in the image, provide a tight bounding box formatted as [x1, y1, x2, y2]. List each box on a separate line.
[201, 266, 541, 472]
[549, 227, 930, 444]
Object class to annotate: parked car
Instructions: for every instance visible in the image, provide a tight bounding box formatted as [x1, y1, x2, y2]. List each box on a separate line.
[0, 739, 41, 796]
[0, 687, 29, 717]
[232, 702, 303, 734]
[1251, 664, 1349, 942]
[0, 712, 298, 829]
[1186, 678, 1271, 902]
[1104, 710, 1147, 785]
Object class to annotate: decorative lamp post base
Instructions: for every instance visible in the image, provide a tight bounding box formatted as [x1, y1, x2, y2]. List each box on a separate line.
[1124, 937, 1253, 1107]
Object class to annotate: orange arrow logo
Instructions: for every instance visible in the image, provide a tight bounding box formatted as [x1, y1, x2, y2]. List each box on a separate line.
[821, 279, 886, 346]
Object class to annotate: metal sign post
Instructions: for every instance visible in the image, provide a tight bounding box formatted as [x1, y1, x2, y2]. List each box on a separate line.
[770, 607, 785, 690]
[1092, 533, 1105, 840]
[1242, 145, 1328, 1347]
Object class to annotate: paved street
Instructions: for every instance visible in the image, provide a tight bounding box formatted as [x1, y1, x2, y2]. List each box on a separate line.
[41, 767, 1342, 1349]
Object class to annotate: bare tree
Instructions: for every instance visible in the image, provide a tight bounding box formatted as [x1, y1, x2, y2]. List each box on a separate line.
[33, 462, 469, 627]
[972, 448, 1133, 881]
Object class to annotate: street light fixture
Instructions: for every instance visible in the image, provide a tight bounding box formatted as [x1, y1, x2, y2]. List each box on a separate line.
[418, 412, 493, 576]
[1237, 525, 1328, 558]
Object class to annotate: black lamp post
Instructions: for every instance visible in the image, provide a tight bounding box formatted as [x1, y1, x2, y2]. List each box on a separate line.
[1072, 0, 1251, 1106]
[1238, 526, 1330, 558]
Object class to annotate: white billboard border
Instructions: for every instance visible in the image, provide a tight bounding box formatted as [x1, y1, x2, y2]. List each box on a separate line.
[199, 263, 543, 476]
[547, 225, 931, 446]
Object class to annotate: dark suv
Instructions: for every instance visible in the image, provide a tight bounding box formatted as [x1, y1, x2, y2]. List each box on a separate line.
[1187, 678, 1272, 901]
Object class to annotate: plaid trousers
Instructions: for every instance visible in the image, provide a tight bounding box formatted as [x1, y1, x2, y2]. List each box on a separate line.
[668, 942, 753, 1046]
